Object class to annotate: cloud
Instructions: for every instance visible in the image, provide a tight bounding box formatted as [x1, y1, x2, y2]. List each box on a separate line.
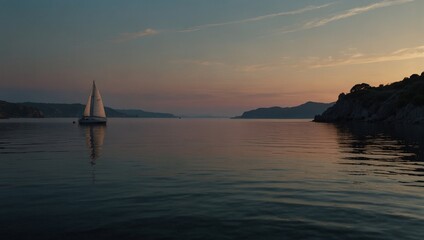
[115, 28, 159, 42]
[115, 1, 415, 43]
[174, 59, 226, 67]
[174, 57, 294, 73]
[280, 0, 415, 34]
[308, 45, 424, 68]
[179, 3, 334, 33]
[177, 44, 424, 71]
[116, 2, 334, 41]
[235, 63, 281, 72]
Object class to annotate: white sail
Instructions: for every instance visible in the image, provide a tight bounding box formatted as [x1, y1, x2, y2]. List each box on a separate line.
[83, 94, 92, 117]
[91, 81, 106, 118]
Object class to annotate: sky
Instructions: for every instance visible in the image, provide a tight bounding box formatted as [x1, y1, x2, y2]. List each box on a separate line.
[0, 0, 423, 116]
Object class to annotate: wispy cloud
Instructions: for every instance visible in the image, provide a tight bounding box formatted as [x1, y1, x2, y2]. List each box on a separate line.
[179, 3, 334, 33]
[180, 44, 424, 70]
[308, 45, 424, 68]
[280, 0, 415, 34]
[174, 59, 226, 67]
[115, 28, 159, 42]
[235, 63, 282, 72]
[174, 57, 293, 72]
[116, 2, 334, 42]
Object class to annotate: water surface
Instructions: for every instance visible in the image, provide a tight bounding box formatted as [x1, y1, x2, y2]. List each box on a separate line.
[0, 119, 423, 239]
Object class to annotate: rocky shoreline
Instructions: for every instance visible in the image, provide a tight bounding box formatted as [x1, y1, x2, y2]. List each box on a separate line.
[314, 72, 424, 124]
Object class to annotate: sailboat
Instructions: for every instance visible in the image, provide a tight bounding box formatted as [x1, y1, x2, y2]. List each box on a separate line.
[79, 81, 107, 124]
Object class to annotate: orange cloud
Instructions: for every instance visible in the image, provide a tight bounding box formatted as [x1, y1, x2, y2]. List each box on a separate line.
[308, 45, 424, 68]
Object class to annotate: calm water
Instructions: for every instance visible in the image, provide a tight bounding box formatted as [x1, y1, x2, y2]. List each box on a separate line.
[1, 118, 423, 240]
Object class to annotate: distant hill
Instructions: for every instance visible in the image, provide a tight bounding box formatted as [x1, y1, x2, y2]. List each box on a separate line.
[314, 72, 424, 123]
[0, 101, 43, 118]
[15, 102, 177, 118]
[20, 102, 127, 118]
[234, 101, 334, 119]
[115, 109, 176, 118]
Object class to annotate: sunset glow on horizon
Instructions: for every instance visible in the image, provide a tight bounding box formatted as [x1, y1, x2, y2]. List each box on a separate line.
[1, 0, 423, 116]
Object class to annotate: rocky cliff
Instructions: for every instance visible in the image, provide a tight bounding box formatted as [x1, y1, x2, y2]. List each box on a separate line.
[314, 72, 424, 123]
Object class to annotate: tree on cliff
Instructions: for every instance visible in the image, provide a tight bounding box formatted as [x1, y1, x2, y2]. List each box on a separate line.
[350, 83, 371, 93]
[314, 71, 424, 123]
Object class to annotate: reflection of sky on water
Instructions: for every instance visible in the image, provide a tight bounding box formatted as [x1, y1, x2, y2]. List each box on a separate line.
[0, 119, 423, 239]
[334, 123, 424, 187]
[81, 125, 106, 164]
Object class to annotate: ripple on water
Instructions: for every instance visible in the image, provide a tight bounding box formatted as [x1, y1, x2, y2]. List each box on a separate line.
[0, 119, 424, 239]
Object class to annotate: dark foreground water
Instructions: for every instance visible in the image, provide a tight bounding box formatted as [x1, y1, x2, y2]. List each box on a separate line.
[0, 119, 423, 240]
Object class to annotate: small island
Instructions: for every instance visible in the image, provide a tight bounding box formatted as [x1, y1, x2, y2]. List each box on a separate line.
[314, 71, 424, 123]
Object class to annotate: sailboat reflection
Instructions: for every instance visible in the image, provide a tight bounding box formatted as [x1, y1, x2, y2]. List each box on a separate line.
[81, 125, 106, 165]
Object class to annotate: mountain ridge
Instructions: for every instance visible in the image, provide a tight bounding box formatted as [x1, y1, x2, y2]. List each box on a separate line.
[0, 101, 44, 118]
[233, 101, 334, 119]
[0, 101, 177, 118]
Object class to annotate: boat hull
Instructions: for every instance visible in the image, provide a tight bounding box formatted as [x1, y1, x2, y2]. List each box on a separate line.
[78, 117, 107, 125]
